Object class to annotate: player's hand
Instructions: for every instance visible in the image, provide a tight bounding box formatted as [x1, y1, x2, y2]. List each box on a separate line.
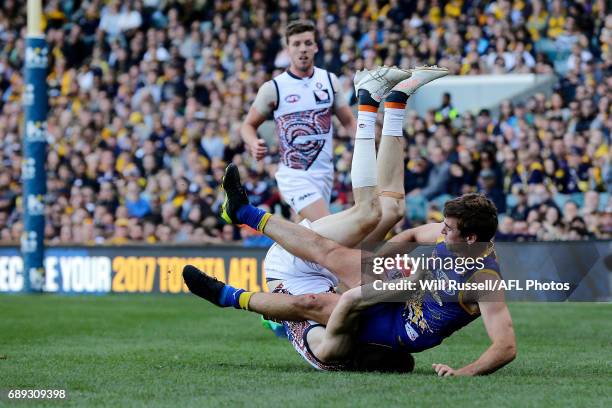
[432, 363, 456, 377]
[247, 139, 268, 160]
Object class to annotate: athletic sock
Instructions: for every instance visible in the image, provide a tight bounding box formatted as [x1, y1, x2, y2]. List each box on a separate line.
[237, 291, 253, 310]
[351, 137, 377, 188]
[382, 91, 408, 137]
[236, 204, 271, 232]
[356, 89, 378, 140]
[352, 91, 378, 188]
[219, 285, 253, 310]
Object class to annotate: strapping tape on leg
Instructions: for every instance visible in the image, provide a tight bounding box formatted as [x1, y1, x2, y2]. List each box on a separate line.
[378, 191, 405, 200]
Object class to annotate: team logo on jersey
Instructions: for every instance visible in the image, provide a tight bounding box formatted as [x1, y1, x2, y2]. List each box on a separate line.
[315, 82, 323, 89]
[313, 89, 330, 104]
[404, 299, 433, 334]
[285, 94, 301, 103]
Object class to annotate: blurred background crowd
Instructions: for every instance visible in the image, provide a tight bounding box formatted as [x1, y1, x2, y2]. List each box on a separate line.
[0, 0, 610, 246]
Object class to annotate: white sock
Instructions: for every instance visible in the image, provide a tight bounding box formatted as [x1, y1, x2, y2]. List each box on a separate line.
[382, 107, 405, 137]
[355, 110, 377, 140]
[351, 137, 377, 188]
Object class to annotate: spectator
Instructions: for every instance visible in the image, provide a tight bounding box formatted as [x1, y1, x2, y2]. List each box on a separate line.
[125, 181, 151, 218]
[0, 0, 608, 245]
[435, 92, 458, 122]
[478, 169, 507, 214]
[418, 146, 450, 200]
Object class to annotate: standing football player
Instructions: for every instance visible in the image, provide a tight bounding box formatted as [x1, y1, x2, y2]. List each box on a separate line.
[241, 20, 356, 221]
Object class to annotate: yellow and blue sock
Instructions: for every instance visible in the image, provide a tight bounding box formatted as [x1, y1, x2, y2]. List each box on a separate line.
[236, 204, 271, 232]
[219, 285, 253, 310]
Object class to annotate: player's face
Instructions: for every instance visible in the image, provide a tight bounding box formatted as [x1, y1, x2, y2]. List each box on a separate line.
[441, 217, 469, 254]
[441, 218, 463, 243]
[287, 31, 318, 74]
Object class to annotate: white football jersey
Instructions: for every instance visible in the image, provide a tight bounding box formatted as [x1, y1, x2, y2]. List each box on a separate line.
[272, 67, 335, 172]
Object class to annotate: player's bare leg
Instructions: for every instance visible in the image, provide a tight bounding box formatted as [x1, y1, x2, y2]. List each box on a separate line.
[309, 66, 413, 248]
[183, 242, 422, 335]
[217, 163, 365, 286]
[263, 214, 366, 288]
[248, 291, 339, 324]
[183, 264, 415, 372]
[309, 186, 380, 249]
[183, 264, 340, 322]
[314, 66, 449, 247]
[297, 198, 330, 222]
[366, 66, 450, 242]
[364, 132, 406, 242]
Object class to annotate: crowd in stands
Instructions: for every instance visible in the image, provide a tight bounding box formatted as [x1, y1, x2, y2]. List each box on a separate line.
[0, 0, 610, 245]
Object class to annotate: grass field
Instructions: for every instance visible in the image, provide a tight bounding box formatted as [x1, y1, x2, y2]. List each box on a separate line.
[0, 295, 610, 407]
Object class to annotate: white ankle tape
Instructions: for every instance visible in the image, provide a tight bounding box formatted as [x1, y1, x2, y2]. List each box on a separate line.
[351, 138, 377, 188]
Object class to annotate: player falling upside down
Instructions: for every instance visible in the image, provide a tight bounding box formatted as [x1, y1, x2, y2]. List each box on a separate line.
[185, 66, 517, 375]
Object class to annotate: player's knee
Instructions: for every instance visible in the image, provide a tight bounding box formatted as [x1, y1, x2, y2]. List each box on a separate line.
[392, 198, 406, 223]
[384, 197, 405, 225]
[356, 199, 381, 233]
[313, 346, 336, 364]
[506, 343, 517, 361]
[293, 294, 324, 315]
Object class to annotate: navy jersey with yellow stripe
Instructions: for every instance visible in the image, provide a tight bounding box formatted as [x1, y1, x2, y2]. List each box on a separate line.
[357, 237, 501, 353]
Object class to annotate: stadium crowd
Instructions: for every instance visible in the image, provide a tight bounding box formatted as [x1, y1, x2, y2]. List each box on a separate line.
[0, 0, 610, 245]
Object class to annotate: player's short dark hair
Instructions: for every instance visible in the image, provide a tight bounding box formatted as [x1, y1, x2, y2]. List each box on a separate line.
[285, 20, 316, 44]
[443, 193, 498, 242]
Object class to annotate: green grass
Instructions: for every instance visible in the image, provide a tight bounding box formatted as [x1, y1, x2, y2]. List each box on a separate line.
[0, 295, 610, 407]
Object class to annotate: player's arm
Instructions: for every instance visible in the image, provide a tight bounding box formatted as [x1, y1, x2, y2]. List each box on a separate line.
[241, 81, 276, 160]
[372, 223, 444, 262]
[310, 268, 425, 363]
[241, 107, 267, 160]
[330, 73, 356, 137]
[433, 274, 517, 376]
[389, 222, 444, 243]
[335, 105, 356, 138]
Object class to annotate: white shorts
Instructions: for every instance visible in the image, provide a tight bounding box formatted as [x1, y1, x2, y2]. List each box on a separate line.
[263, 219, 338, 294]
[275, 166, 333, 213]
[263, 220, 347, 371]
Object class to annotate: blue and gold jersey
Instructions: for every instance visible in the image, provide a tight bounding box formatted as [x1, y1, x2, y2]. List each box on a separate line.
[399, 237, 501, 352]
[357, 237, 501, 353]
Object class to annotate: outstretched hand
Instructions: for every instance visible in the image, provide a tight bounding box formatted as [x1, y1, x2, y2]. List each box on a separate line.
[432, 363, 457, 377]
